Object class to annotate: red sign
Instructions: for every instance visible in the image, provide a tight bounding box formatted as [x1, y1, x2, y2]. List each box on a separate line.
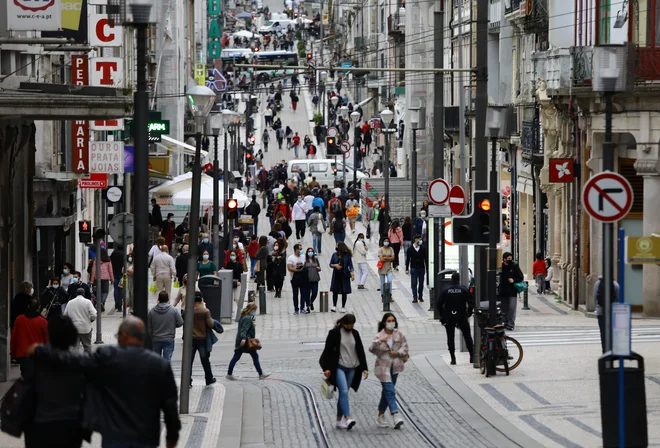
[79, 173, 108, 189]
[448, 185, 466, 215]
[72, 55, 89, 173]
[582, 172, 633, 223]
[549, 158, 575, 183]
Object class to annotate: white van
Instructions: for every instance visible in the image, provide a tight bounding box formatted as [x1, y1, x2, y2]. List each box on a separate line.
[286, 159, 369, 186]
[270, 13, 289, 21]
[259, 19, 293, 33]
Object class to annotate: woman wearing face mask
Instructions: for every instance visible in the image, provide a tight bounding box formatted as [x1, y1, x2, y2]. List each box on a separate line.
[353, 233, 369, 290]
[224, 238, 246, 266]
[329, 242, 355, 313]
[226, 302, 270, 380]
[369, 313, 409, 429]
[226, 250, 245, 310]
[378, 238, 395, 300]
[319, 314, 368, 430]
[269, 243, 287, 298]
[197, 250, 217, 281]
[387, 220, 404, 271]
[301, 248, 321, 312]
[60, 262, 75, 289]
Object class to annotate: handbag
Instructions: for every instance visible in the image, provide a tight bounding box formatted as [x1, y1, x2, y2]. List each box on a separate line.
[513, 281, 528, 293]
[320, 379, 335, 400]
[232, 279, 239, 289]
[255, 259, 261, 273]
[0, 377, 35, 437]
[377, 260, 384, 269]
[246, 337, 262, 351]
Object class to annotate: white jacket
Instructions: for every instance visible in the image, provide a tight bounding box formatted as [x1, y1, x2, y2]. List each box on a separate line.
[64, 295, 97, 334]
[353, 240, 369, 263]
[151, 252, 176, 278]
[292, 200, 308, 220]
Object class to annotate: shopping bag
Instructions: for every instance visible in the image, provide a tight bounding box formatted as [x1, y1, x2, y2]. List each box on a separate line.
[149, 283, 157, 293]
[320, 379, 335, 400]
[377, 260, 384, 269]
[173, 280, 181, 289]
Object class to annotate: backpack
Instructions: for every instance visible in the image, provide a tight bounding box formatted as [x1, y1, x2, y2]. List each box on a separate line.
[330, 199, 341, 213]
[333, 218, 344, 233]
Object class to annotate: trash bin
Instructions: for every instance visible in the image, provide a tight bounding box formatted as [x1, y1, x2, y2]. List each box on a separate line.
[199, 275, 223, 322]
[433, 269, 457, 320]
[599, 352, 648, 447]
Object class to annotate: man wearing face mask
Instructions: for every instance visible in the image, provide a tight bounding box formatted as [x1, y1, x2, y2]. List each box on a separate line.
[40, 277, 67, 319]
[198, 233, 214, 262]
[438, 273, 474, 365]
[67, 271, 91, 301]
[287, 244, 307, 314]
[415, 210, 428, 238]
[175, 245, 189, 286]
[292, 195, 308, 239]
[405, 236, 427, 303]
[498, 252, 524, 331]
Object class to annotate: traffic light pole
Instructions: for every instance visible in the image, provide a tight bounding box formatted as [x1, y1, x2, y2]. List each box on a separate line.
[488, 137, 499, 328]
[213, 134, 220, 265]
[223, 129, 230, 241]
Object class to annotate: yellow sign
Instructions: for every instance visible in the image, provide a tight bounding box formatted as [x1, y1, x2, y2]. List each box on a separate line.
[626, 236, 660, 264]
[195, 63, 206, 86]
[149, 156, 170, 175]
[61, 0, 84, 30]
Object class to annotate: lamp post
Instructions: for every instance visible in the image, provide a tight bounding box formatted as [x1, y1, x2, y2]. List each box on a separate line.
[180, 85, 216, 414]
[339, 105, 349, 183]
[380, 108, 394, 226]
[409, 107, 424, 220]
[221, 109, 234, 242]
[210, 114, 223, 266]
[485, 105, 509, 328]
[350, 110, 361, 190]
[320, 71, 328, 127]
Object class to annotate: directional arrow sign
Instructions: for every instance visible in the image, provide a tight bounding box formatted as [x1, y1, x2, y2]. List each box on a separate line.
[448, 185, 466, 215]
[582, 171, 633, 222]
[340, 141, 351, 154]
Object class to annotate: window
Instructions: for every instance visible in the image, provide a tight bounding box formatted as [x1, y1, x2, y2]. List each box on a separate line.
[619, 158, 644, 215]
[291, 163, 307, 173]
[381, 8, 385, 33]
[310, 163, 328, 172]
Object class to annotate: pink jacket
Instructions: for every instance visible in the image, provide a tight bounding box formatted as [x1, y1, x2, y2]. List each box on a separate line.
[90, 260, 114, 283]
[388, 227, 404, 244]
[368, 329, 409, 382]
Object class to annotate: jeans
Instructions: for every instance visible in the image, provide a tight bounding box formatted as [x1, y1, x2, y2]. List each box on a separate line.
[312, 232, 323, 253]
[291, 280, 302, 311]
[335, 365, 356, 418]
[379, 272, 393, 291]
[505, 295, 518, 329]
[535, 274, 545, 293]
[378, 371, 399, 414]
[250, 258, 257, 277]
[294, 145, 300, 157]
[403, 240, 411, 266]
[356, 263, 368, 286]
[302, 282, 319, 309]
[113, 275, 122, 309]
[333, 230, 345, 243]
[410, 268, 425, 300]
[102, 440, 156, 448]
[228, 348, 263, 375]
[152, 339, 175, 361]
[191, 338, 214, 383]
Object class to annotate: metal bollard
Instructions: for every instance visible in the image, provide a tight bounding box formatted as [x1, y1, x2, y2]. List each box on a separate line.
[383, 282, 391, 312]
[319, 291, 329, 312]
[258, 286, 267, 314]
[428, 287, 435, 312]
[522, 281, 530, 310]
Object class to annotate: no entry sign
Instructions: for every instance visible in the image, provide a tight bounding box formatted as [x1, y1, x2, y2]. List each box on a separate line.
[582, 171, 633, 222]
[448, 185, 466, 215]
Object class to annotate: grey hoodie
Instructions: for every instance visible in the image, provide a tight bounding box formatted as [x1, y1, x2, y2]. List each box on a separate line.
[147, 302, 184, 341]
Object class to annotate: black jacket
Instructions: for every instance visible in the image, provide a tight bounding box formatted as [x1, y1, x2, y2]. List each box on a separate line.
[499, 261, 524, 297]
[405, 245, 427, 270]
[319, 327, 368, 391]
[438, 283, 474, 321]
[34, 344, 181, 446]
[245, 200, 261, 218]
[175, 252, 189, 282]
[67, 282, 91, 301]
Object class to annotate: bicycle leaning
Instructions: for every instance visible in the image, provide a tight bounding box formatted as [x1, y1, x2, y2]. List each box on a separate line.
[476, 304, 523, 377]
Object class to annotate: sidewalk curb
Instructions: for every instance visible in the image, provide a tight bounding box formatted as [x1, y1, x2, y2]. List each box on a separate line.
[218, 380, 243, 448]
[413, 353, 544, 448]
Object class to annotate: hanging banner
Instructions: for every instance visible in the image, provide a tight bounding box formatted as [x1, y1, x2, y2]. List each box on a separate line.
[208, 0, 222, 59]
[72, 55, 89, 173]
[89, 56, 124, 130]
[7, 0, 62, 31]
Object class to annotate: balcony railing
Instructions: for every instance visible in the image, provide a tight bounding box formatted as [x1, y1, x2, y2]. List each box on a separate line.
[570, 45, 593, 87]
[572, 45, 660, 86]
[388, 11, 405, 37]
[637, 47, 660, 82]
[354, 36, 367, 52]
[505, 0, 521, 15]
[521, 118, 543, 160]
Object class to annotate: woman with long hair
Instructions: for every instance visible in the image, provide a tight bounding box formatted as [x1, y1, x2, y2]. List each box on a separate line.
[90, 248, 114, 311]
[225, 250, 245, 313]
[301, 247, 321, 312]
[331, 208, 347, 244]
[319, 314, 368, 431]
[226, 302, 270, 380]
[269, 242, 287, 298]
[387, 220, 404, 271]
[353, 233, 369, 290]
[329, 242, 355, 313]
[378, 237, 395, 300]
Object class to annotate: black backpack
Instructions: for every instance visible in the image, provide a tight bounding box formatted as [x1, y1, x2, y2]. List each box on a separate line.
[333, 218, 344, 233]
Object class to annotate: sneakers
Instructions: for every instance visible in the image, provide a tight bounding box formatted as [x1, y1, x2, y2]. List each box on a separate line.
[340, 308, 347, 313]
[345, 418, 356, 430]
[225, 374, 238, 381]
[393, 413, 404, 429]
[331, 306, 337, 312]
[293, 310, 299, 315]
[206, 378, 217, 386]
[335, 420, 347, 429]
[376, 414, 389, 428]
[259, 373, 271, 380]
[300, 309, 308, 314]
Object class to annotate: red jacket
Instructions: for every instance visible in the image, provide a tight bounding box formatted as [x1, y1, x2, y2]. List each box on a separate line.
[11, 312, 48, 358]
[532, 259, 547, 277]
[274, 203, 291, 221]
[247, 240, 260, 258]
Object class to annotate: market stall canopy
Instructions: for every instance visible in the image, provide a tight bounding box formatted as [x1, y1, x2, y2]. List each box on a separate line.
[234, 11, 255, 19]
[233, 30, 256, 38]
[151, 172, 249, 208]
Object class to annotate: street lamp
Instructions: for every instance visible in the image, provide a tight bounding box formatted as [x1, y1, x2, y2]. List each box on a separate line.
[485, 105, 509, 329]
[339, 105, 349, 183]
[210, 114, 223, 265]
[380, 108, 394, 227]
[350, 110, 361, 190]
[320, 71, 328, 126]
[221, 109, 234, 239]
[409, 106, 425, 220]
[181, 85, 216, 414]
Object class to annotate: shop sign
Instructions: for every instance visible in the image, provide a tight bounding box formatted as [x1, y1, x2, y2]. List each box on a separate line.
[72, 55, 89, 173]
[89, 141, 124, 173]
[90, 57, 124, 130]
[625, 236, 660, 264]
[89, 13, 122, 46]
[208, 0, 222, 59]
[7, 0, 62, 31]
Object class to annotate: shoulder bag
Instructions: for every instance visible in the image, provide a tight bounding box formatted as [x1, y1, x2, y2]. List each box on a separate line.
[0, 376, 35, 437]
[246, 338, 262, 351]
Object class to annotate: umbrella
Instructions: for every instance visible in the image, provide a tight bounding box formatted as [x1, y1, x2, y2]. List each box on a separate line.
[234, 11, 254, 19]
[151, 172, 249, 208]
[233, 30, 256, 38]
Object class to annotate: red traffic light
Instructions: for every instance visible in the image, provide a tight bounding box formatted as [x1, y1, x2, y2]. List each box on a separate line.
[306, 53, 313, 60]
[227, 199, 238, 210]
[82, 221, 88, 231]
[479, 199, 491, 211]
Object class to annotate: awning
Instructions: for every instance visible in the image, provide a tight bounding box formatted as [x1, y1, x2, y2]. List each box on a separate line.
[357, 97, 374, 108]
[158, 135, 208, 156]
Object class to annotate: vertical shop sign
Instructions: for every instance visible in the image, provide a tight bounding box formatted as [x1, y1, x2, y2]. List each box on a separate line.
[72, 55, 89, 173]
[208, 0, 222, 59]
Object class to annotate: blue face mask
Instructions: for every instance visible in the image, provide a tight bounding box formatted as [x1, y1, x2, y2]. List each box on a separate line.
[72, 277, 79, 284]
[203, 254, 209, 260]
[63, 269, 69, 275]
[307, 251, 314, 257]
[384, 242, 390, 247]
[203, 238, 209, 243]
[251, 311, 257, 317]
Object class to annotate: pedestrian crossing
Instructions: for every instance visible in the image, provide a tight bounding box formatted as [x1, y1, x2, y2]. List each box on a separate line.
[509, 327, 660, 347]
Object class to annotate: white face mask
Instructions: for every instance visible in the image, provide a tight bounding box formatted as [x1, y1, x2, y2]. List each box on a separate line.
[386, 322, 396, 331]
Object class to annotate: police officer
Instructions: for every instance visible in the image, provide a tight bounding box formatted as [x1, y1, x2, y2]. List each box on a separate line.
[438, 273, 474, 365]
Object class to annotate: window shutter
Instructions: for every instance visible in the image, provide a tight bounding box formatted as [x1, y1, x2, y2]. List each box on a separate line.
[619, 158, 644, 215]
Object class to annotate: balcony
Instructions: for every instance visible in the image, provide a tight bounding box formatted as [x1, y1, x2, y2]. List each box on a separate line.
[570, 45, 593, 87]
[505, 0, 521, 15]
[489, 0, 502, 30]
[521, 118, 543, 162]
[445, 106, 460, 131]
[520, 0, 549, 33]
[388, 11, 405, 39]
[354, 36, 367, 52]
[571, 44, 660, 87]
[637, 47, 660, 82]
